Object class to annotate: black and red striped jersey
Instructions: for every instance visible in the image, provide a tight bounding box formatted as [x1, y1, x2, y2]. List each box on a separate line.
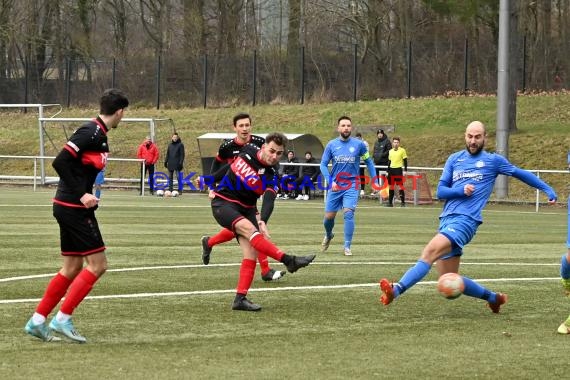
[215, 135, 265, 164]
[52, 117, 110, 207]
[213, 143, 279, 207]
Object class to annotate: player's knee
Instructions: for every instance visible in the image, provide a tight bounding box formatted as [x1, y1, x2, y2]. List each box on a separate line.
[344, 210, 354, 221]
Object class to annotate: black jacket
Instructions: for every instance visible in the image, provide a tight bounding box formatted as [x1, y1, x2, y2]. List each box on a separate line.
[373, 135, 392, 166]
[165, 139, 185, 171]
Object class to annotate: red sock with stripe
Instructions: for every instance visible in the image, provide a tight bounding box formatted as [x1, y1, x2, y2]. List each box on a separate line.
[236, 258, 256, 295]
[208, 228, 235, 248]
[59, 269, 99, 315]
[249, 233, 284, 262]
[36, 273, 73, 317]
[258, 253, 271, 275]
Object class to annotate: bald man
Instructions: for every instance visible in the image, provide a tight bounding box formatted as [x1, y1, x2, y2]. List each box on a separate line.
[379, 121, 557, 313]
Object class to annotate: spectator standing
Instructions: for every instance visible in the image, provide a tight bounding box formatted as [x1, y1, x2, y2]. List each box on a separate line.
[372, 129, 392, 195]
[280, 150, 300, 199]
[386, 137, 408, 207]
[137, 136, 160, 195]
[295, 151, 319, 200]
[164, 133, 185, 192]
[24, 89, 129, 343]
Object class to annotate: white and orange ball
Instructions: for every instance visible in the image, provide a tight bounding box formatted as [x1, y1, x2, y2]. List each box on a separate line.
[164, 190, 172, 197]
[437, 272, 465, 299]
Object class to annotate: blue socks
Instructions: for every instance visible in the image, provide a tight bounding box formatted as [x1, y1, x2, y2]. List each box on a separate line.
[462, 276, 496, 303]
[95, 189, 101, 199]
[561, 254, 570, 279]
[394, 260, 431, 297]
[323, 217, 335, 239]
[343, 210, 354, 249]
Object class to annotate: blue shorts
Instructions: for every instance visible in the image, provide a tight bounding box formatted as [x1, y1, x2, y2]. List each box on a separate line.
[325, 188, 359, 212]
[438, 214, 481, 259]
[95, 170, 105, 186]
[567, 197, 570, 248]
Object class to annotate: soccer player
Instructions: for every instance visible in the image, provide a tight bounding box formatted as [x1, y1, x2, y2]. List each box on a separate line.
[210, 132, 316, 311]
[379, 121, 557, 313]
[94, 169, 105, 199]
[201, 113, 285, 282]
[557, 155, 570, 334]
[320, 116, 378, 256]
[24, 89, 129, 342]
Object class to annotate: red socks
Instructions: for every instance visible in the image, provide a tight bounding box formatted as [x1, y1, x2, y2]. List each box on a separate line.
[236, 259, 256, 294]
[36, 273, 72, 317]
[258, 253, 271, 275]
[208, 228, 235, 248]
[60, 269, 98, 315]
[249, 233, 284, 262]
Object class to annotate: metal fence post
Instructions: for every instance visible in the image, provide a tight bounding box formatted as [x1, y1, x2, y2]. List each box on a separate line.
[252, 50, 257, 106]
[463, 38, 469, 94]
[66, 58, 71, 108]
[522, 35, 527, 92]
[112, 58, 116, 88]
[300, 46, 305, 105]
[156, 54, 161, 110]
[203, 54, 208, 109]
[353, 44, 358, 102]
[407, 41, 412, 99]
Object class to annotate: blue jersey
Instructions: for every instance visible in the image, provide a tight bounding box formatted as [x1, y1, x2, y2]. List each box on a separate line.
[438, 150, 516, 222]
[320, 137, 371, 187]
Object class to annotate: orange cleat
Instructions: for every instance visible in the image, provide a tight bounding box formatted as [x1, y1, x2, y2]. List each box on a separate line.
[379, 278, 395, 305]
[487, 293, 508, 313]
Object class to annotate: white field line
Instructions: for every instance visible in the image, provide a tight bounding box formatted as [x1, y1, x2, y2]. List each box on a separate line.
[0, 261, 559, 283]
[0, 261, 562, 304]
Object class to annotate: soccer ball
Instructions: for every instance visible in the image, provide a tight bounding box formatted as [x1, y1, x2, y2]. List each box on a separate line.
[171, 190, 179, 197]
[156, 189, 165, 197]
[437, 272, 465, 299]
[164, 190, 172, 197]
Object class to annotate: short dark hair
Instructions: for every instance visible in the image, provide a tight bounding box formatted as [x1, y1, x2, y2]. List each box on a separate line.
[265, 132, 288, 148]
[337, 115, 351, 124]
[355, 132, 362, 138]
[233, 113, 251, 126]
[100, 88, 129, 115]
[393, 136, 401, 142]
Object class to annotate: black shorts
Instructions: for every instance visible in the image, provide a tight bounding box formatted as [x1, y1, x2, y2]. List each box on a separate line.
[387, 167, 405, 187]
[211, 197, 257, 232]
[53, 203, 105, 256]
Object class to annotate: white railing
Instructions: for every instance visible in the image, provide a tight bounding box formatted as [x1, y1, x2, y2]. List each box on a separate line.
[0, 155, 145, 194]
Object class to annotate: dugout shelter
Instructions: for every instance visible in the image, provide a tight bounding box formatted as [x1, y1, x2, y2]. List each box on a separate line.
[196, 133, 324, 176]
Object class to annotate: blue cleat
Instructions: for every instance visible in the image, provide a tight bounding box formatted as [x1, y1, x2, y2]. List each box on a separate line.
[24, 318, 61, 342]
[49, 318, 87, 343]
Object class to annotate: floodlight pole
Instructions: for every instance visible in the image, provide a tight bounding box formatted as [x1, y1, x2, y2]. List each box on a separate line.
[495, 0, 510, 198]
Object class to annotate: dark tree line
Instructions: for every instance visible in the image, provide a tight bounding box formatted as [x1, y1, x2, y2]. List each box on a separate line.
[0, 0, 567, 106]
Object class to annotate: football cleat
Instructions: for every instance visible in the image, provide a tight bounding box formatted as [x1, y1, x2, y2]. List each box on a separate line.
[343, 248, 353, 256]
[201, 236, 212, 265]
[285, 254, 316, 273]
[321, 233, 334, 252]
[561, 278, 570, 295]
[261, 269, 286, 282]
[557, 316, 570, 334]
[487, 293, 508, 314]
[49, 318, 87, 343]
[379, 278, 395, 305]
[232, 296, 262, 312]
[24, 318, 60, 342]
